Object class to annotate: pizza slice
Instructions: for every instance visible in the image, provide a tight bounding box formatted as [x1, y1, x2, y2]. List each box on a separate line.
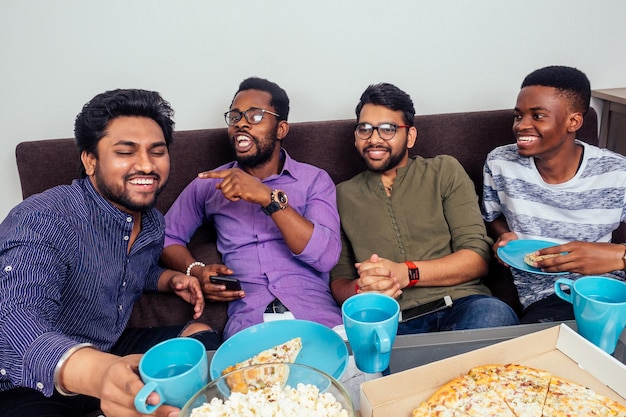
[222, 336, 302, 375]
[523, 252, 561, 267]
[599, 394, 626, 417]
[543, 376, 624, 417]
[221, 337, 302, 393]
[416, 374, 515, 417]
[492, 363, 551, 417]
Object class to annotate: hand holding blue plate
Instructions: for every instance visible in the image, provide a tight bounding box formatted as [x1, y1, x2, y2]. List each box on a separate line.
[497, 239, 567, 275]
[210, 320, 349, 381]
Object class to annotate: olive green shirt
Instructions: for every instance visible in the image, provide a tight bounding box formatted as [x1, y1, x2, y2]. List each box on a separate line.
[331, 155, 493, 310]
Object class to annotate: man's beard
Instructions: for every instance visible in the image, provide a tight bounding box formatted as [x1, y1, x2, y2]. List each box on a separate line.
[363, 145, 406, 173]
[232, 132, 278, 169]
[94, 166, 165, 212]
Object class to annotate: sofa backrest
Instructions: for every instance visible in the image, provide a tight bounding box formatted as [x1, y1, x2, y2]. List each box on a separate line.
[16, 108, 599, 215]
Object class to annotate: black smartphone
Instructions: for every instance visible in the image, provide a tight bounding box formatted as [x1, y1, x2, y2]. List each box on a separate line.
[399, 296, 453, 323]
[209, 276, 241, 291]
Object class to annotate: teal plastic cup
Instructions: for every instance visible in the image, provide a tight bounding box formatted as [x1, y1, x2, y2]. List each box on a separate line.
[555, 276, 626, 354]
[342, 293, 400, 373]
[134, 337, 208, 413]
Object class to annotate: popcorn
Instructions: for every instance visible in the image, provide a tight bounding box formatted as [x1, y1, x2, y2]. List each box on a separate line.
[189, 383, 350, 417]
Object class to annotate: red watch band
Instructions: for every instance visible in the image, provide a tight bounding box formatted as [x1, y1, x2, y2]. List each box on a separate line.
[404, 261, 419, 287]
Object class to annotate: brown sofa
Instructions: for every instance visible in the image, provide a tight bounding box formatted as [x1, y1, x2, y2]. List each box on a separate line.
[15, 108, 604, 335]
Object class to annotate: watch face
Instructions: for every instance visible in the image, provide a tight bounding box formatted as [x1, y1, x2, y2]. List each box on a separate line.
[277, 192, 288, 205]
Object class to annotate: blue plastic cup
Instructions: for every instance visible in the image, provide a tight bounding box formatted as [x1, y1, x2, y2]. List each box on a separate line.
[342, 293, 400, 373]
[555, 276, 626, 354]
[134, 337, 208, 413]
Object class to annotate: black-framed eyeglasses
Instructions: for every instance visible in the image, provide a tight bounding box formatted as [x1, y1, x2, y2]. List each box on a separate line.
[224, 107, 280, 126]
[354, 123, 410, 141]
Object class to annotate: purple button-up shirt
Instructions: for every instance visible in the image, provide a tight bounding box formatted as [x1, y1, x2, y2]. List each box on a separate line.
[164, 150, 342, 339]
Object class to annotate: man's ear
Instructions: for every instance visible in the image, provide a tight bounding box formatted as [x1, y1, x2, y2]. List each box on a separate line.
[276, 120, 289, 141]
[407, 126, 418, 149]
[81, 150, 96, 176]
[567, 112, 584, 133]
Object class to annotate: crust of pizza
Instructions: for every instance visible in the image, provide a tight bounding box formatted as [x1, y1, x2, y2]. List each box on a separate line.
[415, 364, 625, 417]
[523, 252, 561, 267]
[221, 337, 302, 393]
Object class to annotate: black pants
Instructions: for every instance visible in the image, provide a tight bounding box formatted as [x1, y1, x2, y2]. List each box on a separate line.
[520, 294, 575, 324]
[0, 326, 221, 417]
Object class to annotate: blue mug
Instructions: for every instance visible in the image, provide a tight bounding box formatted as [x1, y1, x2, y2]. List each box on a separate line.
[555, 276, 626, 354]
[341, 293, 400, 373]
[134, 337, 208, 413]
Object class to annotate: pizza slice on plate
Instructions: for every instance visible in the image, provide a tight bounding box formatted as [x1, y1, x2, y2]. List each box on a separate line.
[523, 252, 561, 267]
[221, 337, 302, 393]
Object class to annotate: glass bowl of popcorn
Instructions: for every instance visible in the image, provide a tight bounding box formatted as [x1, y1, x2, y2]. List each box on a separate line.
[179, 363, 355, 417]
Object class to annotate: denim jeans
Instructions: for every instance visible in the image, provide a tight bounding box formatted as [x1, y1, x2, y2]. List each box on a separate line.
[397, 294, 519, 335]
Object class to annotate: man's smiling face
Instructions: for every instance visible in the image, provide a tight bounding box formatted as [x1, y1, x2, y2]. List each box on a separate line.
[355, 103, 416, 173]
[513, 85, 575, 159]
[82, 115, 170, 214]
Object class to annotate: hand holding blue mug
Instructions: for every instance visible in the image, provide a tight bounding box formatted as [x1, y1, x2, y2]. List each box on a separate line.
[341, 293, 400, 373]
[134, 337, 208, 413]
[554, 276, 626, 354]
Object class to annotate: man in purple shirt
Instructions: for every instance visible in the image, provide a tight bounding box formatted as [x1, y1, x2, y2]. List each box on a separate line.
[161, 77, 343, 339]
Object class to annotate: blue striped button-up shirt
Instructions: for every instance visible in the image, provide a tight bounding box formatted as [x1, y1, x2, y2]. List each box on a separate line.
[0, 178, 165, 395]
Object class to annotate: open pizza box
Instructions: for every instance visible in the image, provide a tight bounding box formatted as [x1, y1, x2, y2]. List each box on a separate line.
[359, 324, 626, 417]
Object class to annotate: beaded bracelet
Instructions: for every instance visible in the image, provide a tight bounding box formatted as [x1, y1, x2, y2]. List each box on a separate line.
[186, 261, 206, 276]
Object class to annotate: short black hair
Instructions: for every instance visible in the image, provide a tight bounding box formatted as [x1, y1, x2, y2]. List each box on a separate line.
[74, 89, 175, 177]
[521, 66, 591, 114]
[231, 77, 290, 122]
[74, 89, 175, 153]
[355, 83, 415, 126]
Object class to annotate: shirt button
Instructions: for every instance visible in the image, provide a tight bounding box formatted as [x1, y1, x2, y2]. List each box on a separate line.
[122, 281, 127, 287]
[0, 368, 6, 375]
[36, 382, 44, 390]
[126, 217, 133, 223]
[123, 236, 129, 241]
[3, 265, 12, 272]
[118, 305, 123, 311]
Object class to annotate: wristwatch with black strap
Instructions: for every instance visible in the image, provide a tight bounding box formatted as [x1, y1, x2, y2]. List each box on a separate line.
[262, 189, 288, 215]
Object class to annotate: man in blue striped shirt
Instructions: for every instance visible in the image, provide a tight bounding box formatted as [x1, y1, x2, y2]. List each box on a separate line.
[482, 66, 626, 323]
[0, 89, 220, 416]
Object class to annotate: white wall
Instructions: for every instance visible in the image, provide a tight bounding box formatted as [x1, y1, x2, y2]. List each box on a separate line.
[1, 0, 625, 220]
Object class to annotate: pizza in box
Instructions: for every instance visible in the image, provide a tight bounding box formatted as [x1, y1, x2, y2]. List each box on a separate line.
[413, 363, 626, 417]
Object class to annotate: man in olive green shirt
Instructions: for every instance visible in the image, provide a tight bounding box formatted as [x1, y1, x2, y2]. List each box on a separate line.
[330, 83, 518, 334]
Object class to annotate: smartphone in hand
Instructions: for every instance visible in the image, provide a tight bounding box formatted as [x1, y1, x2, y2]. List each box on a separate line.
[209, 276, 241, 291]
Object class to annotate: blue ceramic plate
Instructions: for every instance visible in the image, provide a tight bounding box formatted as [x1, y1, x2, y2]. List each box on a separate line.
[210, 320, 349, 381]
[497, 239, 567, 275]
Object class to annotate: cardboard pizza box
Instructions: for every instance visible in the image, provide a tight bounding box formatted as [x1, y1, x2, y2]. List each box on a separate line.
[360, 324, 626, 417]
